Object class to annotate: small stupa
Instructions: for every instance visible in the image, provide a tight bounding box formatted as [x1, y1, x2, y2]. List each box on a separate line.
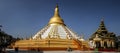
[89, 18, 116, 49]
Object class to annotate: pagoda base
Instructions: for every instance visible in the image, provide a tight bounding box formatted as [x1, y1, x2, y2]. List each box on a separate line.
[13, 39, 89, 51]
[14, 47, 77, 51]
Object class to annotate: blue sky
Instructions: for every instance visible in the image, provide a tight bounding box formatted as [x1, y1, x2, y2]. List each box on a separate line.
[0, 0, 120, 39]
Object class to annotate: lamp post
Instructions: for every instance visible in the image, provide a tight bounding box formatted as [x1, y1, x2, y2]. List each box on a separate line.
[0, 25, 2, 31]
[0, 25, 3, 52]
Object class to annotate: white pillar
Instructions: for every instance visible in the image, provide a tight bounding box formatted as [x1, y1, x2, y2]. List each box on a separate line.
[89, 41, 94, 48]
[93, 41, 96, 48]
[101, 41, 104, 47]
[107, 41, 110, 47]
[112, 41, 114, 47]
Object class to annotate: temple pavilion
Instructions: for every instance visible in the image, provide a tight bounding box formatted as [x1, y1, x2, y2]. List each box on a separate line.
[89, 18, 117, 49]
[13, 5, 90, 51]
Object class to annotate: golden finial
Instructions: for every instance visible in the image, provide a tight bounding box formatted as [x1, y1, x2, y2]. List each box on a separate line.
[54, 4, 60, 17]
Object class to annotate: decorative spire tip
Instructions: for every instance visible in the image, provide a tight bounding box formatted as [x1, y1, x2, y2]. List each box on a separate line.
[101, 16, 104, 21]
[56, 3, 59, 8]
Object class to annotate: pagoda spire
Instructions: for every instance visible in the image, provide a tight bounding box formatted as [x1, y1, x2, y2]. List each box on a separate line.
[97, 17, 108, 33]
[48, 4, 65, 25]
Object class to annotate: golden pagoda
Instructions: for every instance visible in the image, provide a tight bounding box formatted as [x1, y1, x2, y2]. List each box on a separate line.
[13, 5, 90, 51]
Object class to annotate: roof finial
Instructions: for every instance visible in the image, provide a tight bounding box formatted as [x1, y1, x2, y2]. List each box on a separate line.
[100, 16, 105, 26]
[101, 16, 104, 22]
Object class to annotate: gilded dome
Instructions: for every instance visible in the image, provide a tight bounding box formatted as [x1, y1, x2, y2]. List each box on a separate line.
[48, 5, 64, 25]
[49, 16, 64, 24]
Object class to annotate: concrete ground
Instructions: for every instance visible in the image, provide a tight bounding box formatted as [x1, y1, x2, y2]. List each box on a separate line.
[6, 50, 120, 53]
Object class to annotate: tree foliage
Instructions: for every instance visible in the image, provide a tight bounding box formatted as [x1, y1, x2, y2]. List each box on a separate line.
[0, 31, 15, 48]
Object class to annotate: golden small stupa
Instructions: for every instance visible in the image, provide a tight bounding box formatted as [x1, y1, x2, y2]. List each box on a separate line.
[13, 5, 90, 51]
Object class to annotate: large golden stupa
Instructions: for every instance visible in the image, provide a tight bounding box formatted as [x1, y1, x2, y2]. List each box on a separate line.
[13, 5, 90, 51]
